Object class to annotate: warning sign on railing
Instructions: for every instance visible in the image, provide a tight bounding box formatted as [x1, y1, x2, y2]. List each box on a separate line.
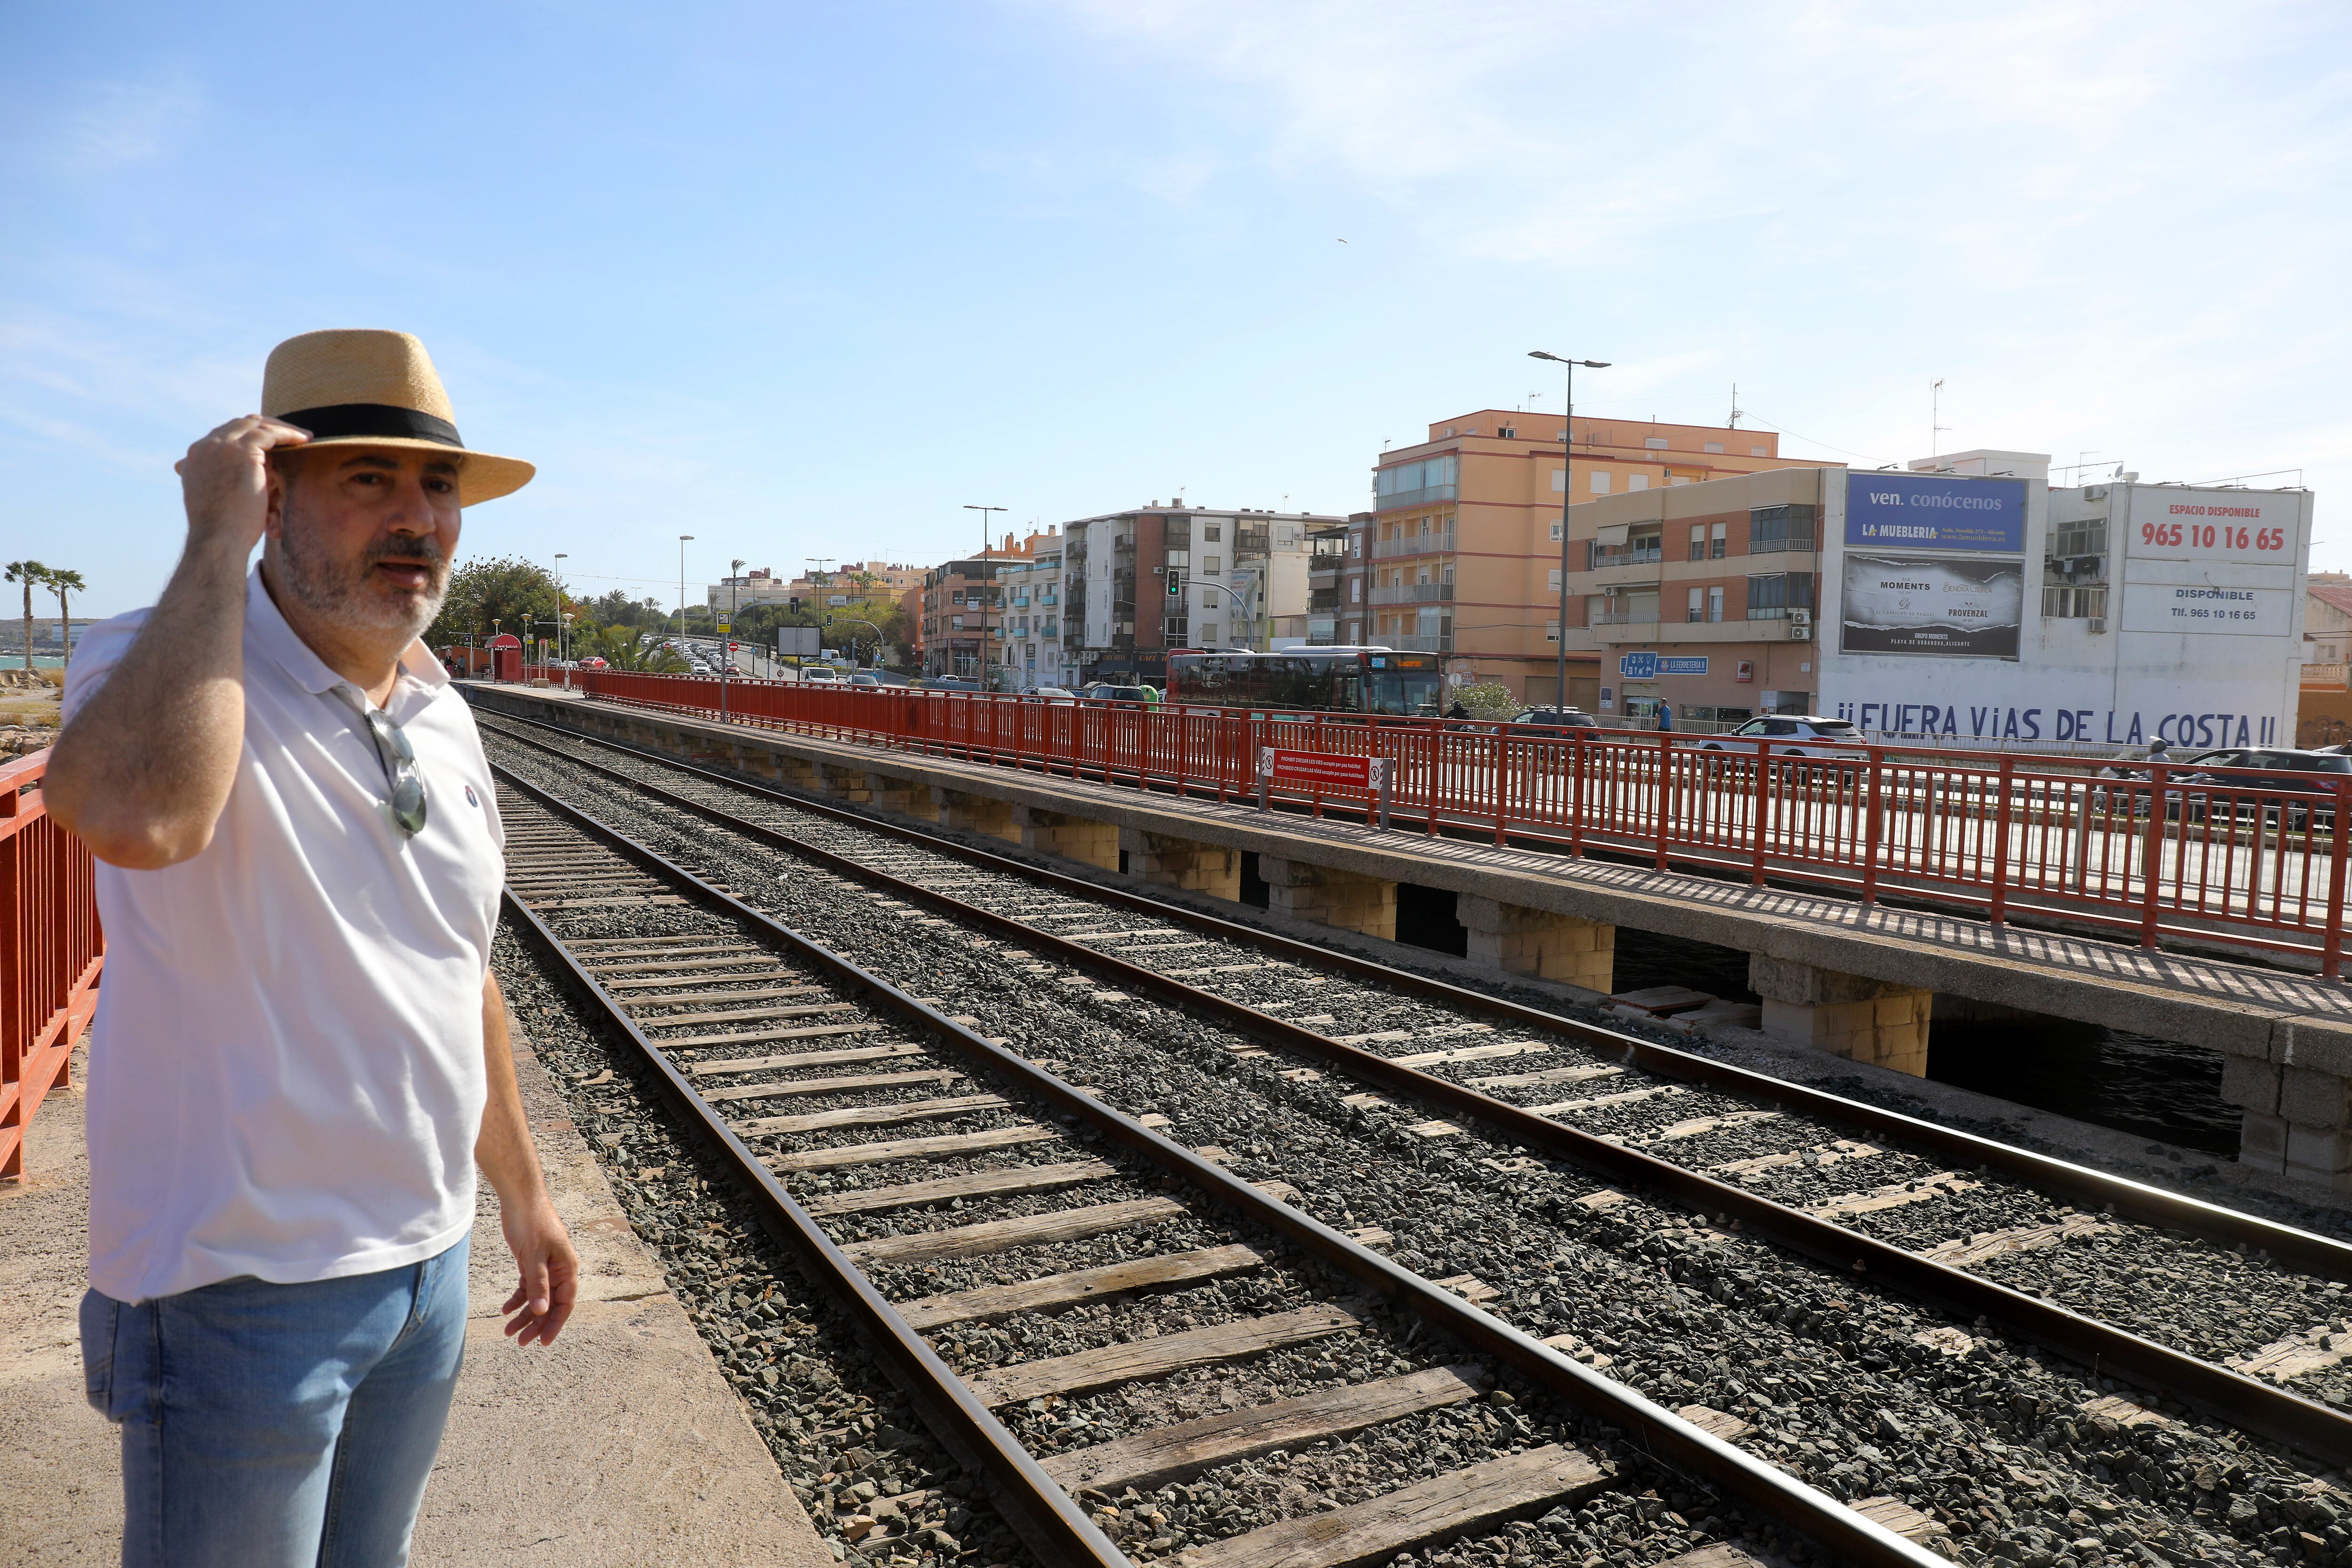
[1256, 748, 1392, 829]
[1258, 748, 1388, 789]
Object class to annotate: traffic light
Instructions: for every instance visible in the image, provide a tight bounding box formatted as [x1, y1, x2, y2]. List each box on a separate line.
[1166, 571, 1183, 598]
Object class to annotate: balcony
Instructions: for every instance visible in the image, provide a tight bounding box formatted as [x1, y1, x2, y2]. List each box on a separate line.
[1370, 533, 1453, 560]
[1375, 484, 1457, 512]
[1590, 607, 1661, 626]
[1368, 582, 1454, 606]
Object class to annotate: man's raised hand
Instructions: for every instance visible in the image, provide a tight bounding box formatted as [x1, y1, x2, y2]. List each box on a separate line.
[173, 415, 311, 558]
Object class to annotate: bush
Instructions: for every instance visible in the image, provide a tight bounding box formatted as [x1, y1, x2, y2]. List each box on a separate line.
[1454, 681, 1519, 720]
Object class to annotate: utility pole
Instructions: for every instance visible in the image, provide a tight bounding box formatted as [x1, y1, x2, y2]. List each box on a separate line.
[1729, 384, 1743, 429]
[554, 551, 569, 690]
[963, 506, 1006, 689]
[1531, 351, 1611, 716]
[1931, 378, 1949, 459]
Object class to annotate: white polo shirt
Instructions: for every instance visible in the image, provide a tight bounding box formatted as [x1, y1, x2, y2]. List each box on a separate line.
[65, 567, 506, 1303]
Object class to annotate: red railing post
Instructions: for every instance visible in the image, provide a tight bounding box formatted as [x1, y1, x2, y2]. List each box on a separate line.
[1570, 733, 1587, 859]
[1653, 730, 1673, 870]
[2326, 779, 2350, 981]
[1987, 756, 2015, 927]
[1859, 747, 1884, 906]
[1750, 741, 1772, 888]
[2139, 763, 2170, 948]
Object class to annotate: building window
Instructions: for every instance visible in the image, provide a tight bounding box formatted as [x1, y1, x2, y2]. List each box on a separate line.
[1351, 580, 1362, 603]
[1204, 555, 1221, 574]
[1712, 522, 1728, 558]
[1551, 467, 1566, 493]
[1203, 523, 1221, 542]
[1749, 446, 1767, 456]
[1687, 586, 1704, 622]
[1645, 436, 1669, 450]
[1750, 504, 1817, 553]
[1590, 471, 1611, 495]
[1546, 619, 1560, 643]
[1745, 573, 1816, 619]
[1689, 525, 1707, 562]
[1627, 474, 1648, 492]
[2042, 586, 2109, 619]
[1549, 567, 1562, 590]
[1704, 441, 1724, 454]
[1549, 521, 1563, 541]
[1708, 585, 1724, 621]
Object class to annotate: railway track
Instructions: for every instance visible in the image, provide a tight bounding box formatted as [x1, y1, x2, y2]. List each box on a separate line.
[478, 703, 2352, 1568]
[493, 768, 1951, 1568]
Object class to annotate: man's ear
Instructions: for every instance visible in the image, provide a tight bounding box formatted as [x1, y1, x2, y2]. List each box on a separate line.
[263, 462, 292, 543]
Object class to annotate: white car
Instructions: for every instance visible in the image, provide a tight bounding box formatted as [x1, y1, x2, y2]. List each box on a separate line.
[799, 666, 840, 683]
[1695, 716, 1866, 757]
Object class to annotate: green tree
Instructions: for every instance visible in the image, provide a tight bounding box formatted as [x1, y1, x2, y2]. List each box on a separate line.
[1454, 680, 1519, 720]
[425, 556, 561, 653]
[46, 567, 85, 667]
[5, 560, 48, 672]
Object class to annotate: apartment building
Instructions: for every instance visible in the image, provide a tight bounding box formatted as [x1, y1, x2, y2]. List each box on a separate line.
[1063, 501, 1344, 686]
[1566, 449, 2315, 744]
[919, 530, 1065, 688]
[710, 561, 923, 612]
[1562, 464, 1834, 727]
[1359, 409, 1833, 706]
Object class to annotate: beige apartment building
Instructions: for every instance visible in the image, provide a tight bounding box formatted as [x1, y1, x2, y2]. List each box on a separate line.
[1352, 408, 1833, 706]
[1565, 465, 1831, 728]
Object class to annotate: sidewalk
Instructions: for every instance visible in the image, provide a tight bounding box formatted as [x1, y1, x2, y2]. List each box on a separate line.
[0, 1027, 830, 1567]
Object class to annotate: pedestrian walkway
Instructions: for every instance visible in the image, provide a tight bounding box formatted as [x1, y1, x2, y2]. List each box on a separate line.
[0, 1023, 830, 1567]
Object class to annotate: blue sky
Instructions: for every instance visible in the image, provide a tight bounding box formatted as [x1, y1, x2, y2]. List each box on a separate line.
[4, 0, 2347, 617]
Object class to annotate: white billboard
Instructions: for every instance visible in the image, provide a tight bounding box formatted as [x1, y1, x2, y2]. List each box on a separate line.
[2125, 487, 2301, 565]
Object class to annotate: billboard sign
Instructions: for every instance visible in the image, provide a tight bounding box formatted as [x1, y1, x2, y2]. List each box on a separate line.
[1844, 473, 2027, 553]
[2124, 488, 2301, 565]
[1839, 553, 2023, 658]
[2118, 583, 2295, 637]
[776, 625, 819, 656]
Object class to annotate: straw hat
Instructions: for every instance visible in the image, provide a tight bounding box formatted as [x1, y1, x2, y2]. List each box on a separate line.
[261, 329, 533, 506]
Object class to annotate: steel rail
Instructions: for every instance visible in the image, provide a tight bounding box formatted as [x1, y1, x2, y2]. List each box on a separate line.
[490, 759, 1948, 1568]
[481, 710, 2352, 1471]
[497, 889, 1125, 1568]
[476, 705, 2352, 1279]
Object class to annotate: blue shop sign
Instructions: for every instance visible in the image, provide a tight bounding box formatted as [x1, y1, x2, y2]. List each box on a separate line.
[1618, 652, 1658, 679]
[1844, 472, 2026, 553]
[1660, 656, 1708, 676]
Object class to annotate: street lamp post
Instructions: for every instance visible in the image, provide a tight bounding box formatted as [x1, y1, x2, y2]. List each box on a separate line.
[722, 557, 744, 718]
[1529, 351, 1611, 717]
[964, 505, 1006, 690]
[677, 534, 695, 652]
[806, 557, 834, 677]
[554, 552, 569, 690]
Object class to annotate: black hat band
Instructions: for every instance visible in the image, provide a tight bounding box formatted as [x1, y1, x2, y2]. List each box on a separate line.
[277, 403, 463, 447]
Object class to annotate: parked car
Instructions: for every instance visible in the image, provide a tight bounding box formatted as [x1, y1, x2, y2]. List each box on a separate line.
[848, 673, 882, 687]
[1031, 685, 1076, 699]
[2163, 748, 2352, 829]
[1499, 707, 1604, 738]
[1695, 716, 1867, 758]
[578, 656, 607, 671]
[925, 676, 980, 691]
[799, 665, 840, 683]
[1081, 684, 1156, 704]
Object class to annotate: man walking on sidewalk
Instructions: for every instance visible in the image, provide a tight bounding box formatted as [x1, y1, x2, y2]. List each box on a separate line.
[47, 329, 575, 1567]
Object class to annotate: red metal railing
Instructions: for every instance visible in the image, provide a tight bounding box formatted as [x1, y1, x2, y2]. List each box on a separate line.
[515, 671, 2352, 976]
[2, 749, 103, 1179]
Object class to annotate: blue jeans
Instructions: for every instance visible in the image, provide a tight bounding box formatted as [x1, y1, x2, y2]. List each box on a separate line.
[80, 1235, 470, 1568]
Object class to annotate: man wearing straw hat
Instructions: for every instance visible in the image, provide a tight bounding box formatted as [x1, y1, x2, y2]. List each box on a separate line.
[47, 329, 575, 1565]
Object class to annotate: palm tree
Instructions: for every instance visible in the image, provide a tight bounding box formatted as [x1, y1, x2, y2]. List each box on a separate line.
[4, 561, 48, 673]
[45, 567, 84, 669]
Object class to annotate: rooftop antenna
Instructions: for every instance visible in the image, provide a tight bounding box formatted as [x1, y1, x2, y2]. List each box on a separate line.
[1931, 378, 1949, 459]
[1729, 383, 1744, 429]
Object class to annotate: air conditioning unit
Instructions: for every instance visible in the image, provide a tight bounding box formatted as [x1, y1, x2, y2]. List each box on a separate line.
[1788, 621, 1811, 641]
[2088, 617, 2108, 634]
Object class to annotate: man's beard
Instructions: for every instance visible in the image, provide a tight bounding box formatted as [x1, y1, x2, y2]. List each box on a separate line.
[277, 512, 450, 640]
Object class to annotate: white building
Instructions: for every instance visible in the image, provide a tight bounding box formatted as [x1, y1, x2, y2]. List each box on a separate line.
[1820, 450, 2315, 750]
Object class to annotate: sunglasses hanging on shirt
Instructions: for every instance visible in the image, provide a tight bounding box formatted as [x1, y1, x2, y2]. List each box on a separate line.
[333, 687, 429, 836]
